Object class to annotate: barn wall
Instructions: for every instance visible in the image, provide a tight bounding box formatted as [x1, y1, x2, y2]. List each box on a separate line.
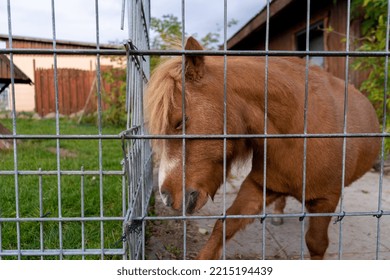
[228, 0, 366, 89]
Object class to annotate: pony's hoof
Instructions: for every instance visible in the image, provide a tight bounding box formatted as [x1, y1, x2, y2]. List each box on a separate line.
[271, 217, 284, 226]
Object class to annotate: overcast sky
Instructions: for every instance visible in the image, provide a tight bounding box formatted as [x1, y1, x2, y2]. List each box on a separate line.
[0, 0, 265, 46]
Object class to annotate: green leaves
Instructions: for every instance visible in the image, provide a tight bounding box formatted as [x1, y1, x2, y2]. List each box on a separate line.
[352, 0, 389, 154]
[151, 15, 183, 50]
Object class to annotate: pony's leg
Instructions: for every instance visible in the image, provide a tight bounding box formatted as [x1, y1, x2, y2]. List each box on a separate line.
[195, 175, 278, 260]
[271, 196, 286, 226]
[305, 194, 340, 260]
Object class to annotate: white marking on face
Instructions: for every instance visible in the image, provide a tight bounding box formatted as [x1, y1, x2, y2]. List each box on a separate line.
[158, 150, 180, 206]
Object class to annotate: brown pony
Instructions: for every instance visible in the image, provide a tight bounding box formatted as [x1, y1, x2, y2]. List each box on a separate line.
[145, 37, 380, 259]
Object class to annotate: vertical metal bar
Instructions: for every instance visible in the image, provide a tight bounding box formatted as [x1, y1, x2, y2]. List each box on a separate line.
[181, 0, 187, 260]
[128, 39, 137, 258]
[221, 0, 228, 260]
[125, 48, 132, 122]
[127, 139, 135, 259]
[140, 51, 146, 261]
[132, 0, 138, 260]
[94, 0, 105, 260]
[130, 0, 137, 130]
[133, 0, 147, 260]
[262, 0, 271, 260]
[142, 0, 152, 260]
[338, 0, 352, 260]
[375, 0, 390, 260]
[39, 168, 44, 260]
[128, 0, 134, 41]
[124, 0, 132, 125]
[120, 0, 126, 30]
[80, 166, 85, 260]
[0, 194, 2, 260]
[50, 0, 63, 260]
[122, 165, 127, 260]
[0, 213, 2, 260]
[6, 0, 21, 260]
[128, 59, 135, 128]
[300, 0, 311, 260]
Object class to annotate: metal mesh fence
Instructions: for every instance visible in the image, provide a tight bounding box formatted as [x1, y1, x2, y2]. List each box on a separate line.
[0, 0, 151, 260]
[0, 0, 389, 261]
[121, 0, 153, 260]
[124, 0, 389, 260]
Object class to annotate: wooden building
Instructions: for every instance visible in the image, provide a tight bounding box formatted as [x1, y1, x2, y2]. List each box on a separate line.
[0, 54, 31, 149]
[0, 54, 32, 91]
[0, 34, 121, 115]
[0, 54, 32, 111]
[227, 0, 365, 88]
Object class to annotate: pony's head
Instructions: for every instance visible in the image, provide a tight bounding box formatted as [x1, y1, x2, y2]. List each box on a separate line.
[145, 37, 250, 214]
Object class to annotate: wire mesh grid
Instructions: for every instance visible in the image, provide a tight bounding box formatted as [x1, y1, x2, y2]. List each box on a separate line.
[123, 0, 389, 260]
[0, 0, 151, 260]
[0, 0, 389, 261]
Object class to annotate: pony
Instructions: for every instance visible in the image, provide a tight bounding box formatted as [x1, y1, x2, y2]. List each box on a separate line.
[144, 37, 380, 260]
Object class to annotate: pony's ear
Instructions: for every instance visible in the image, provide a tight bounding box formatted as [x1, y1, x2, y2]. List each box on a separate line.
[184, 36, 205, 80]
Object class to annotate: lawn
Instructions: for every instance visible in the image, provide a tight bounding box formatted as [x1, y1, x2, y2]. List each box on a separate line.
[0, 117, 127, 259]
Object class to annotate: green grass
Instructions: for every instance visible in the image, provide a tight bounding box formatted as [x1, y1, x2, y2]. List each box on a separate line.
[0, 118, 126, 259]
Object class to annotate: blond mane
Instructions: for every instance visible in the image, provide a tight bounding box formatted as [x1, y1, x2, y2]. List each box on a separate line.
[144, 57, 183, 136]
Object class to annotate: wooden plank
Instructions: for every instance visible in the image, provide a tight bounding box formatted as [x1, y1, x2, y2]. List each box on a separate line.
[69, 69, 78, 114]
[34, 69, 41, 116]
[62, 69, 69, 115]
[48, 68, 55, 115]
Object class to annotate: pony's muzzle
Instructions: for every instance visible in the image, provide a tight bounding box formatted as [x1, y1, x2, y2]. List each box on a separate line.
[159, 188, 200, 214]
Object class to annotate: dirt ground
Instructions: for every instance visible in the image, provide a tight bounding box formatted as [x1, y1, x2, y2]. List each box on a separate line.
[145, 159, 390, 260]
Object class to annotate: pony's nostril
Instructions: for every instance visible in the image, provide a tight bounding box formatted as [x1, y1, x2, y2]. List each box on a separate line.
[185, 190, 199, 214]
[189, 190, 199, 199]
[160, 191, 172, 207]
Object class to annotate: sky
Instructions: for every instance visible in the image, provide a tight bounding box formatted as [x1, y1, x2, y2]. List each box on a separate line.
[0, 0, 265, 46]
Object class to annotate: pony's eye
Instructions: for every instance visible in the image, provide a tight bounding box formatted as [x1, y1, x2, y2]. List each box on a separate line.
[175, 116, 189, 130]
[175, 121, 183, 130]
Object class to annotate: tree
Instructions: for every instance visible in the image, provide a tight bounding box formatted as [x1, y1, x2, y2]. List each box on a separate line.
[151, 14, 183, 50]
[352, 0, 390, 154]
[150, 14, 238, 71]
[150, 14, 183, 71]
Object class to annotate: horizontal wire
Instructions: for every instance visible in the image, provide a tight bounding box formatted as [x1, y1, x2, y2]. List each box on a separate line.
[128, 210, 390, 222]
[0, 48, 390, 57]
[0, 216, 124, 222]
[1, 132, 388, 140]
[123, 132, 389, 139]
[0, 170, 123, 176]
[0, 48, 125, 55]
[0, 134, 121, 139]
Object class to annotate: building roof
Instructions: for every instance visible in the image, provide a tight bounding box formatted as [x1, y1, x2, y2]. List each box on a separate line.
[227, 0, 295, 49]
[0, 34, 121, 50]
[0, 54, 32, 84]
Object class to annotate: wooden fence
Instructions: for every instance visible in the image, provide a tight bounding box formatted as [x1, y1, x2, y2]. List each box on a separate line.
[34, 67, 124, 117]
